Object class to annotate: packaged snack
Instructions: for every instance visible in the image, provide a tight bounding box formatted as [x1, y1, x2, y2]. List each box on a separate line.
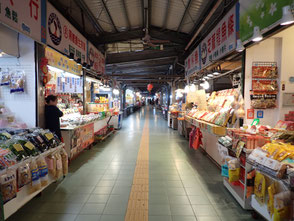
[228, 168, 240, 182]
[55, 153, 63, 180]
[6, 138, 28, 161]
[246, 170, 255, 198]
[254, 172, 266, 205]
[37, 156, 48, 186]
[0, 170, 17, 204]
[10, 71, 25, 93]
[221, 164, 229, 177]
[60, 148, 68, 176]
[274, 191, 291, 221]
[0, 70, 11, 86]
[250, 93, 277, 109]
[214, 108, 231, 126]
[268, 182, 278, 217]
[0, 148, 17, 168]
[30, 159, 41, 193]
[0, 132, 11, 141]
[17, 162, 31, 189]
[252, 79, 278, 92]
[46, 155, 56, 177]
[252, 65, 278, 79]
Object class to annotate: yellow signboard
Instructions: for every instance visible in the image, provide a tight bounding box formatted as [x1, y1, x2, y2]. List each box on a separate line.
[45, 47, 82, 76]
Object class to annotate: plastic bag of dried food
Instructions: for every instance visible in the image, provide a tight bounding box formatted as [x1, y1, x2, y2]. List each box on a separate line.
[45, 155, 56, 177]
[0, 169, 17, 204]
[37, 156, 49, 187]
[60, 148, 68, 176]
[18, 162, 31, 189]
[5, 137, 28, 161]
[10, 71, 25, 93]
[0, 69, 11, 86]
[55, 153, 63, 180]
[30, 159, 41, 193]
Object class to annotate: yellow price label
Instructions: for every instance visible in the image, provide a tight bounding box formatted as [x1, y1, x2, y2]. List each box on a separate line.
[45, 133, 54, 140]
[25, 142, 35, 150]
[13, 144, 24, 152]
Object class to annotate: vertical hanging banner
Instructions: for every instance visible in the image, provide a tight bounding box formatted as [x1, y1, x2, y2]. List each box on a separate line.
[0, 0, 44, 42]
[87, 41, 105, 75]
[185, 46, 201, 77]
[46, 2, 87, 63]
[240, 0, 293, 43]
[200, 4, 238, 68]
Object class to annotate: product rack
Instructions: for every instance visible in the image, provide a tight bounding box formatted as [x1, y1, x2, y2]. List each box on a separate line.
[220, 143, 253, 210]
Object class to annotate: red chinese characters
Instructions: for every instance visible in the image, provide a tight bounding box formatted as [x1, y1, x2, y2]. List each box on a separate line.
[221, 22, 227, 43]
[194, 50, 199, 64]
[216, 27, 221, 47]
[207, 37, 212, 53]
[68, 29, 86, 51]
[211, 33, 216, 51]
[29, 0, 39, 21]
[228, 14, 234, 37]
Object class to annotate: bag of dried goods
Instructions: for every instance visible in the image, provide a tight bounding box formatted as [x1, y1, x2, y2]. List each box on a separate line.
[30, 159, 41, 193]
[60, 149, 68, 176]
[0, 169, 17, 203]
[254, 172, 266, 205]
[37, 156, 49, 187]
[17, 162, 31, 189]
[45, 155, 56, 177]
[55, 153, 63, 180]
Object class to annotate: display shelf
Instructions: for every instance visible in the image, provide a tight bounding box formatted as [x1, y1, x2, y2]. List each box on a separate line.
[4, 145, 64, 220]
[223, 178, 252, 210]
[96, 129, 115, 142]
[251, 195, 273, 221]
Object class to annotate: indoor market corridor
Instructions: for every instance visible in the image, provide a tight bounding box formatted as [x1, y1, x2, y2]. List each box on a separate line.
[8, 107, 254, 221]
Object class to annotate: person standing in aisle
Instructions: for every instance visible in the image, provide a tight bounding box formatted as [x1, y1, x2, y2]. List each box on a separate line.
[45, 95, 63, 140]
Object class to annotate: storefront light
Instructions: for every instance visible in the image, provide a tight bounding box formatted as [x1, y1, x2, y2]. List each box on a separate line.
[281, 5, 294, 25]
[200, 81, 210, 90]
[236, 39, 245, 52]
[184, 85, 190, 93]
[252, 26, 263, 42]
[113, 89, 119, 95]
[213, 72, 220, 76]
[48, 65, 64, 73]
[207, 74, 213, 78]
[190, 84, 196, 92]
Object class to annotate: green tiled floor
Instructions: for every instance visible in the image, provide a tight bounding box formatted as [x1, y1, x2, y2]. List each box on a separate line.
[7, 107, 255, 221]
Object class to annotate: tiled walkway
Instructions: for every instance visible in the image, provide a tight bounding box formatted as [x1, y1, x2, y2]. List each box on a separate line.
[8, 107, 254, 221]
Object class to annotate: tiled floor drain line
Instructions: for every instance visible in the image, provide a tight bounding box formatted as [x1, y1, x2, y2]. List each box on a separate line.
[125, 115, 149, 221]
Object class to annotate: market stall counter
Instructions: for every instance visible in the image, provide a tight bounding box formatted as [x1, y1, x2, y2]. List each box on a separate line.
[60, 112, 113, 160]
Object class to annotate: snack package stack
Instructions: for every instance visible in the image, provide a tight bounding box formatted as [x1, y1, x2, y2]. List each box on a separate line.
[55, 153, 63, 180]
[46, 154, 57, 177]
[17, 162, 31, 189]
[29, 159, 41, 193]
[37, 156, 49, 187]
[0, 169, 17, 204]
[60, 149, 68, 176]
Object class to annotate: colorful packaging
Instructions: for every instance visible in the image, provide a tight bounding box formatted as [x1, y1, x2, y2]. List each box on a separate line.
[0, 170, 17, 204]
[37, 156, 48, 187]
[254, 172, 266, 205]
[17, 162, 31, 189]
[30, 159, 41, 193]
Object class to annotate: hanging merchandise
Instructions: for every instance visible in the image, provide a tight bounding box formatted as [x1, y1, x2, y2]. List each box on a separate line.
[10, 71, 25, 93]
[147, 84, 153, 92]
[250, 92, 277, 109]
[0, 69, 11, 86]
[192, 128, 202, 150]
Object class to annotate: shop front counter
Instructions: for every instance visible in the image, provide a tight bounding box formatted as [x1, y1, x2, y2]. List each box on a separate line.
[61, 116, 111, 160]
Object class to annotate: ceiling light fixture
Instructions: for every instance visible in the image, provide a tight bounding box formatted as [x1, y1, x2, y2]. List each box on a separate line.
[281, 5, 294, 25]
[207, 74, 213, 77]
[213, 72, 220, 76]
[252, 26, 263, 42]
[236, 39, 245, 52]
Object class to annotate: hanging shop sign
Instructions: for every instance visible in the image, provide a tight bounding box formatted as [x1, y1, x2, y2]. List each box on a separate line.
[240, 0, 293, 42]
[0, 0, 44, 42]
[185, 46, 201, 77]
[200, 4, 239, 68]
[56, 76, 83, 94]
[87, 41, 105, 74]
[46, 2, 86, 63]
[45, 47, 82, 75]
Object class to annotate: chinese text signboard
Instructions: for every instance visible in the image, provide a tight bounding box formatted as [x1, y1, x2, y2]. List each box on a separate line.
[56, 76, 83, 94]
[240, 0, 293, 43]
[87, 41, 105, 75]
[46, 2, 87, 63]
[185, 46, 201, 77]
[200, 4, 238, 68]
[0, 0, 44, 42]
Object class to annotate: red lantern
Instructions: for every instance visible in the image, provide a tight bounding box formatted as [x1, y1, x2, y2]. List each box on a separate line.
[147, 84, 153, 92]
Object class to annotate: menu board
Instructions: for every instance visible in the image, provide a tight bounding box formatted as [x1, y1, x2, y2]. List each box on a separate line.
[56, 77, 83, 94]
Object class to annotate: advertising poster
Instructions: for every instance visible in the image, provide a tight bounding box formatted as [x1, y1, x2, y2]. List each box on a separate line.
[0, 0, 44, 42]
[240, 0, 293, 42]
[46, 2, 87, 63]
[200, 4, 238, 68]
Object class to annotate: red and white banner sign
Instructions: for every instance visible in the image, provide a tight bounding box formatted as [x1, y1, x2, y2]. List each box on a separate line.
[46, 2, 87, 63]
[0, 0, 43, 42]
[200, 5, 238, 68]
[185, 46, 201, 77]
[87, 41, 105, 74]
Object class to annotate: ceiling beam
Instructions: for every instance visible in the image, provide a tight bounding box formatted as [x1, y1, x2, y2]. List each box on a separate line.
[96, 29, 144, 44]
[177, 0, 193, 32]
[149, 26, 189, 45]
[162, 0, 170, 29]
[106, 64, 170, 71]
[120, 79, 171, 82]
[108, 74, 182, 78]
[101, 0, 118, 32]
[107, 70, 167, 76]
[74, 0, 104, 33]
[121, 0, 131, 30]
[106, 48, 182, 64]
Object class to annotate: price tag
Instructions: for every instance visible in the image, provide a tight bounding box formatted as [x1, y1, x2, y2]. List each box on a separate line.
[13, 144, 24, 152]
[25, 142, 35, 150]
[45, 133, 54, 140]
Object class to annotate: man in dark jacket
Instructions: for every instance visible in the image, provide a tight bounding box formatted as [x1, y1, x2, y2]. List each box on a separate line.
[45, 95, 63, 139]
